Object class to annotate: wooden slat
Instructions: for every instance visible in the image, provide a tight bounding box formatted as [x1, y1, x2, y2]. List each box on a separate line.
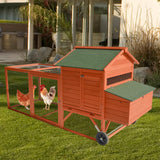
[63, 70, 80, 74]
[106, 65, 133, 77]
[129, 106, 151, 124]
[84, 80, 101, 87]
[106, 97, 129, 107]
[84, 95, 99, 101]
[83, 102, 99, 109]
[62, 72, 80, 76]
[63, 105, 101, 119]
[84, 85, 100, 92]
[62, 76, 80, 81]
[63, 88, 80, 94]
[81, 68, 103, 75]
[83, 105, 100, 113]
[63, 99, 80, 107]
[105, 109, 129, 118]
[62, 79, 80, 86]
[62, 67, 81, 72]
[105, 92, 130, 103]
[105, 103, 129, 113]
[84, 98, 99, 106]
[63, 84, 80, 91]
[62, 71, 80, 76]
[129, 92, 153, 118]
[63, 93, 80, 101]
[83, 76, 101, 81]
[63, 91, 80, 97]
[110, 55, 132, 66]
[84, 89, 100, 96]
[105, 113, 128, 124]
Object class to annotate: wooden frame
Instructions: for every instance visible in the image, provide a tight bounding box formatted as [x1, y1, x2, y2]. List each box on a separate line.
[5, 63, 127, 143]
[5, 47, 154, 145]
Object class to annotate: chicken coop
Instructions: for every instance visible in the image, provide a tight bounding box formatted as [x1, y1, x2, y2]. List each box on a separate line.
[5, 46, 155, 145]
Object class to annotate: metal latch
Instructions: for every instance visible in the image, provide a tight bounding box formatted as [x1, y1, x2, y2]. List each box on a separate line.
[80, 75, 84, 78]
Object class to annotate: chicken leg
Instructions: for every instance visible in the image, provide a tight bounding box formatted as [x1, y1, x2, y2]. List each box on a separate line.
[43, 104, 48, 110]
[47, 105, 51, 110]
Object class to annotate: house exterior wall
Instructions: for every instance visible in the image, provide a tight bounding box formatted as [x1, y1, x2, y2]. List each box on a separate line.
[119, 0, 160, 46]
[0, 3, 27, 21]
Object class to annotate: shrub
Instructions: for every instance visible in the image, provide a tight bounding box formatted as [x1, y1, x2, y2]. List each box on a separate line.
[126, 28, 160, 72]
[19, 1, 72, 48]
[0, 20, 27, 24]
[146, 72, 160, 88]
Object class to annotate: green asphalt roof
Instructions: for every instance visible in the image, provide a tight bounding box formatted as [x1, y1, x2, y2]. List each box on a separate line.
[105, 81, 155, 101]
[55, 48, 121, 70]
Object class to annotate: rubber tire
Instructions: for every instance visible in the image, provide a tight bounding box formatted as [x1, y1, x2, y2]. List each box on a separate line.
[96, 132, 109, 145]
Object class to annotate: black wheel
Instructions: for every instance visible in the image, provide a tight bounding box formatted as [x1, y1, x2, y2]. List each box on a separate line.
[96, 132, 109, 145]
[132, 120, 137, 124]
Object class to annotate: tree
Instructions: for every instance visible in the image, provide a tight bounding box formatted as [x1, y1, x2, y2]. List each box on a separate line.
[19, 0, 72, 48]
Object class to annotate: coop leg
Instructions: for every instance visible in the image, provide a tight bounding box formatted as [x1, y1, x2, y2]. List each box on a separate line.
[5, 68, 10, 108]
[90, 118, 100, 132]
[101, 120, 106, 132]
[28, 73, 35, 116]
[105, 120, 111, 133]
[38, 77, 41, 100]
[58, 104, 64, 128]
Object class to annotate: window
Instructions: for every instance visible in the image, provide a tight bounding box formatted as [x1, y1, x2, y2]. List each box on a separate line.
[107, 72, 132, 85]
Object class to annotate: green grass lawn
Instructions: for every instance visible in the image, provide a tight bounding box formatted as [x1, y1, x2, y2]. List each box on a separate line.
[0, 64, 160, 160]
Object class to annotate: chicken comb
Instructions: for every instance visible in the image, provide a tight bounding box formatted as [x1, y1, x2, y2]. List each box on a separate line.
[40, 84, 46, 87]
[33, 85, 37, 89]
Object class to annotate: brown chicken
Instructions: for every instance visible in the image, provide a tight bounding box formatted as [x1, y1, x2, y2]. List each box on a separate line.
[40, 84, 56, 110]
[17, 85, 37, 110]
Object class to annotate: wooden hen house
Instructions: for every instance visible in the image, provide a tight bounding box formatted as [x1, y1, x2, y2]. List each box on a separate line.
[54, 46, 154, 144]
[55, 47, 154, 124]
[5, 46, 155, 145]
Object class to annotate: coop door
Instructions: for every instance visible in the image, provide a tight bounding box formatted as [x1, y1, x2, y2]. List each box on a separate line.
[81, 73, 102, 114]
[62, 69, 81, 108]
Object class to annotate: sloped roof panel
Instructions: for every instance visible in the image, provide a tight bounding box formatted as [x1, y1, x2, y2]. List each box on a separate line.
[55, 48, 121, 70]
[105, 81, 155, 101]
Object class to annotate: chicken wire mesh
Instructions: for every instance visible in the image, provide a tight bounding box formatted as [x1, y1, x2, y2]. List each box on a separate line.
[6, 66, 120, 139]
[7, 70, 30, 114]
[7, 70, 59, 120]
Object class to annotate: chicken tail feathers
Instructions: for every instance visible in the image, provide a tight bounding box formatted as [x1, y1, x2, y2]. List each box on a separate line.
[17, 90, 30, 108]
[17, 90, 23, 99]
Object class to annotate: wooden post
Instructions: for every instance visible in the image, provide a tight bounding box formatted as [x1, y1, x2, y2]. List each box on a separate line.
[38, 77, 41, 100]
[71, 0, 77, 49]
[56, 0, 61, 53]
[5, 68, 10, 108]
[88, 0, 94, 46]
[58, 75, 64, 128]
[107, 0, 113, 46]
[82, 0, 88, 46]
[27, 0, 34, 55]
[28, 73, 35, 116]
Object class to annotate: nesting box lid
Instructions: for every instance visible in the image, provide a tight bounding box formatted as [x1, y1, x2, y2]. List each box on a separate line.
[55, 47, 139, 70]
[105, 81, 155, 101]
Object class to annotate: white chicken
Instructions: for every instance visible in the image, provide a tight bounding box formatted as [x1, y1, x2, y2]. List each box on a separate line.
[40, 84, 56, 110]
